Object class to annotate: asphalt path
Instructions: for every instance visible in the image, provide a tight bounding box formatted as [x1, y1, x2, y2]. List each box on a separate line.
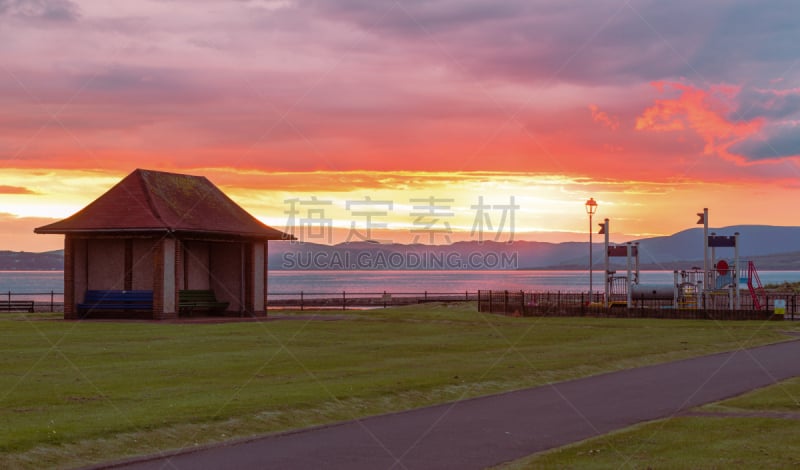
[103, 338, 800, 470]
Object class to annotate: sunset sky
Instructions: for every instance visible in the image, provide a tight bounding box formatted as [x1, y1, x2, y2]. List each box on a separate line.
[2, 0, 800, 251]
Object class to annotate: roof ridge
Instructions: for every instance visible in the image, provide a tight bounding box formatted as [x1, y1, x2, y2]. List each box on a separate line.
[137, 169, 170, 230]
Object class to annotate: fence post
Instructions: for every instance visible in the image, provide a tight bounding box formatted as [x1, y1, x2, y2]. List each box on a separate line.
[342, 291, 346, 311]
[581, 292, 585, 316]
[520, 290, 525, 315]
[383, 290, 387, 309]
[489, 291, 493, 314]
[504, 290, 509, 314]
[50, 290, 54, 312]
[300, 291, 304, 311]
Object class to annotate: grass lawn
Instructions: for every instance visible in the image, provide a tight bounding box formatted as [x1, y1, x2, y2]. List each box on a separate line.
[1, 304, 798, 468]
[497, 374, 800, 469]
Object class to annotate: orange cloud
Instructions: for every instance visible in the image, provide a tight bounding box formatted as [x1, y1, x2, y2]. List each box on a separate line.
[588, 104, 619, 130]
[635, 82, 764, 162]
[0, 185, 36, 195]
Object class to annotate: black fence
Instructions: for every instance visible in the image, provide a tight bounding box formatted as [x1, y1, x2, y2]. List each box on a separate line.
[0, 291, 64, 312]
[267, 291, 478, 310]
[0, 290, 478, 313]
[477, 290, 798, 321]
[5, 288, 798, 320]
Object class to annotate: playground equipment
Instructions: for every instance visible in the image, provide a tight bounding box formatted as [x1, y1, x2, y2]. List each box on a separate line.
[601, 209, 765, 310]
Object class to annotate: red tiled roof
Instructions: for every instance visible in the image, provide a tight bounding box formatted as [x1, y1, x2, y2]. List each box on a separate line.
[35, 169, 291, 240]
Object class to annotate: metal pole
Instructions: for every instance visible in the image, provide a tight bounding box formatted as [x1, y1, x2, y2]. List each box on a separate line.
[702, 208, 709, 309]
[710, 231, 716, 308]
[589, 212, 593, 300]
[626, 243, 632, 309]
[734, 232, 741, 310]
[673, 271, 679, 309]
[604, 218, 610, 307]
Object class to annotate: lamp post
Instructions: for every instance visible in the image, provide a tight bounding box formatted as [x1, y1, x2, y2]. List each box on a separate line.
[585, 198, 598, 301]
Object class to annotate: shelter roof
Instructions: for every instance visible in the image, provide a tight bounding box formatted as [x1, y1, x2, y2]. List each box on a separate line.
[35, 169, 291, 240]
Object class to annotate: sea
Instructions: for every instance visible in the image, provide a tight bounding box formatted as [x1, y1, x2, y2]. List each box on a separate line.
[3, 270, 800, 302]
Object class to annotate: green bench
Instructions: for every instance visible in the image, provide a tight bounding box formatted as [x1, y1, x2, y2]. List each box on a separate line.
[179, 290, 230, 314]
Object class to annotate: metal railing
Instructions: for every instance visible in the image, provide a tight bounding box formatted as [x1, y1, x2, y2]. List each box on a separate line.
[267, 291, 478, 310]
[0, 290, 478, 312]
[477, 290, 800, 320]
[1, 291, 64, 312]
[4, 288, 799, 319]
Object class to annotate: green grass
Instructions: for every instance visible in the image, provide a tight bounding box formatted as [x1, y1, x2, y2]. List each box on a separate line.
[764, 281, 800, 293]
[497, 374, 800, 469]
[1, 304, 798, 468]
[703, 377, 800, 413]
[497, 417, 800, 469]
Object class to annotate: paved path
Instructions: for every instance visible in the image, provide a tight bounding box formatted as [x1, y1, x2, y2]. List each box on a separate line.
[105, 339, 800, 470]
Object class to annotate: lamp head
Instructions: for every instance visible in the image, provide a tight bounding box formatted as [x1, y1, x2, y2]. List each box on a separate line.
[585, 197, 598, 215]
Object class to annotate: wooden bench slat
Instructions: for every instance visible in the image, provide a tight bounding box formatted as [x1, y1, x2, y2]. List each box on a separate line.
[78, 290, 154, 315]
[178, 290, 229, 314]
[0, 300, 35, 312]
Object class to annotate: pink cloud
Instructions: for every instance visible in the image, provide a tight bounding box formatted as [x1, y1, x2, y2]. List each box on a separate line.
[588, 104, 619, 130]
[636, 82, 764, 162]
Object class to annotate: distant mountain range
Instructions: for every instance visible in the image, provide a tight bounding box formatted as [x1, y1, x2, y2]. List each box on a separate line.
[3, 225, 799, 271]
[0, 250, 64, 271]
[267, 225, 800, 270]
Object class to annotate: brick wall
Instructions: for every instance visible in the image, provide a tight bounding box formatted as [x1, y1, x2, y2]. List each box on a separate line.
[152, 237, 164, 318]
[63, 236, 76, 319]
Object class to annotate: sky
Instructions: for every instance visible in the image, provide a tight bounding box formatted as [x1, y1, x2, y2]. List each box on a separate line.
[2, 0, 800, 251]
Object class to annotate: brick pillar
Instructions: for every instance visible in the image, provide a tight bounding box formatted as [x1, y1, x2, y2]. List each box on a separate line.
[263, 242, 269, 316]
[243, 242, 253, 314]
[153, 237, 178, 320]
[63, 236, 76, 319]
[248, 242, 266, 316]
[174, 238, 184, 302]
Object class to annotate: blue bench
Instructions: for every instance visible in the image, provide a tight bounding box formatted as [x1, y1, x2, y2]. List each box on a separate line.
[77, 290, 154, 315]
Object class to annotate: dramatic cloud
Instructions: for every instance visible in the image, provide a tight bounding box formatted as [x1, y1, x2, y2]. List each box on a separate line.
[729, 123, 800, 161]
[2, 0, 800, 249]
[0, 185, 36, 194]
[0, 0, 80, 22]
[589, 105, 619, 130]
[635, 82, 765, 162]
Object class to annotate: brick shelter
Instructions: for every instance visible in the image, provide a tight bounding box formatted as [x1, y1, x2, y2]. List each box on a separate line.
[35, 169, 290, 319]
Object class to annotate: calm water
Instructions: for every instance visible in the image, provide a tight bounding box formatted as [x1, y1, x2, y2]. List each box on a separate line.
[4, 270, 800, 300]
[267, 270, 800, 294]
[0, 271, 64, 301]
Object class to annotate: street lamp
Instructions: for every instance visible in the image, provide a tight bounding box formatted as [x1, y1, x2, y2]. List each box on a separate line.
[585, 198, 598, 301]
